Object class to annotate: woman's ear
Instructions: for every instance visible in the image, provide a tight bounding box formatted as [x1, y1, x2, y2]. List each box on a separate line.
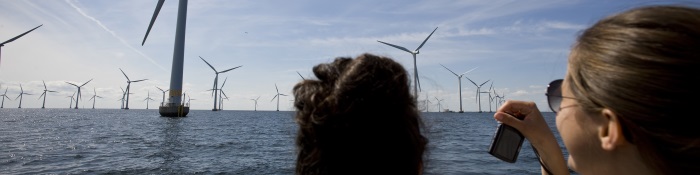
[598, 108, 629, 151]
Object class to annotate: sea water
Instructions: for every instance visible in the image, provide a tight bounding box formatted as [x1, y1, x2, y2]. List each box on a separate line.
[0, 108, 568, 174]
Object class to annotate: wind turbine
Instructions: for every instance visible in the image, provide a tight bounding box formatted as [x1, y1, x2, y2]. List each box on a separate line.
[218, 77, 231, 110]
[15, 84, 32, 108]
[440, 64, 478, 113]
[67, 92, 75, 109]
[0, 24, 42, 68]
[141, 0, 190, 117]
[187, 94, 194, 106]
[423, 93, 432, 112]
[250, 96, 260, 111]
[199, 56, 241, 111]
[377, 27, 438, 99]
[271, 84, 287, 111]
[65, 79, 92, 109]
[155, 86, 169, 106]
[0, 87, 10, 108]
[88, 88, 103, 109]
[119, 68, 147, 110]
[483, 81, 495, 112]
[38, 80, 58, 109]
[144, 91, 155, 109]
[434, 97, 444, 113]
[465, 77, 490, 113]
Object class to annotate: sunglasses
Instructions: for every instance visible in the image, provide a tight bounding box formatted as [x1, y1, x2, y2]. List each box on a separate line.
[545, 79, 576, 113]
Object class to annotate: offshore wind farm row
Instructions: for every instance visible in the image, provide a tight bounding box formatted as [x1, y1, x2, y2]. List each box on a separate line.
[1, 24, 506, 113]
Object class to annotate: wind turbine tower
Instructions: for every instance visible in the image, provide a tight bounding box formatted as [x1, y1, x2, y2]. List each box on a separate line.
[271, 84, 287, 111]
[119, 68, 147, 110]
[199, 56, 241, 111]
[141, 0, 189, 117]
[440, 64, 478, 113]
[377, 27, 438, 100]
[38, 80, 58, 109]
[466, 77, 490, 113]
[484, 81, 494, 112]
[15, 84, 32, 108]
[0, 24, 42, 69]
[65, 79, 92, 109]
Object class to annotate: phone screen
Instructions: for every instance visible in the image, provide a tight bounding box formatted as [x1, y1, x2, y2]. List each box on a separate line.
[488, 124, 524, 163]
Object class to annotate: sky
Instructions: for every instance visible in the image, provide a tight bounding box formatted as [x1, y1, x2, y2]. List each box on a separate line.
[1, 0, 698, 112]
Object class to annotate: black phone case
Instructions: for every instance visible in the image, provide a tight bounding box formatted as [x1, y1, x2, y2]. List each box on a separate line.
[488, 124, 525, 163]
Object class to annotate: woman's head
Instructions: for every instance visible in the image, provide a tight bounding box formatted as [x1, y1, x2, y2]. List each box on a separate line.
[561, 5, 700, 174]
[293, 53, 427, 175]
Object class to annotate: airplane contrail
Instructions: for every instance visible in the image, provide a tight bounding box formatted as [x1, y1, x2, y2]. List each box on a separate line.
[65, 0, 168, 72]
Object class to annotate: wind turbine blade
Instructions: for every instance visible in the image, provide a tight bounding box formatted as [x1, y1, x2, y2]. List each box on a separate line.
[465, 77, 479, 86]
[479, 80, 490, 87]
[66, 82, 79, 87]
[256, 96, 260, 101]
[280, 94, 288, 96]
[297, 71, 305, 80]
[275, 84, 279, 94]
[459, 67, 479, 76]
[142, 0, 165, 46]
[221, 91, 228, 98]
[80, 79, 93, 87]
[131, 79, 148, 83]
[218, 65, 242, 73]
[377, 40, 412, 53]
[156, 86, 165, 92]
[271, 94, 278, 102]
[119, 68, 131, 81]
[1, 24, 42, 45]
[416, 70, 422, 92]
[440, 64, 459, 76]
[15, 94, 21, 100]
[416, 27, 438, 51]
[43, 80, 47, 90]
[47, 90, 58, 92]
[38, 92, 45, 99]
[488, 81, 494, 91]
[199, 56, 217, 72]
[220, 77, 228, 88]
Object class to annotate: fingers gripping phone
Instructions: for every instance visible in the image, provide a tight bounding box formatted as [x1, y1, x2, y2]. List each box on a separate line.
[488, 114, 525, 163]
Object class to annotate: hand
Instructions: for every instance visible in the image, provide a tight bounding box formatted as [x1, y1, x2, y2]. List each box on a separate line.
[494, 100, 569, 175]
[493, 100, 553, 146]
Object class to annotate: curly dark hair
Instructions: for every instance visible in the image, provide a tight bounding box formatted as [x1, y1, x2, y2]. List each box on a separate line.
[293, 53, 428, 175]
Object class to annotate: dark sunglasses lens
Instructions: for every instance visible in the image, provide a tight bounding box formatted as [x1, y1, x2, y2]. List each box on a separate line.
[547, 79, 563, 113]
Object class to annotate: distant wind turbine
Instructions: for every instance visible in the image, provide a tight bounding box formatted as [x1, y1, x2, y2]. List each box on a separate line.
[0, 24, 42, 68]
[143, 91, 155, 109]
[440, 64, 478, 113]
[200, 56, 241, 111]
[434, 97, 444, 113]
[250, 96, 260, 111]
[271, 84, 287, 111]
[119, 68, 147, 110]
[67, 92, 75, 109]
[38, 80, 58, 109]
[1, 87, 10, 108]
[187, 94, 194, 106]
[218, 77, 228, 110]
[88, 88, 103, 109]
[423, 93, 432, 112]
[465, 77, 490, 113]
[15, 84, 32, 108]
[377, 27, 438, 99]
[156, 86, 169, 106]
[65, 79, 92, 109]
[484, 81, 495, 112]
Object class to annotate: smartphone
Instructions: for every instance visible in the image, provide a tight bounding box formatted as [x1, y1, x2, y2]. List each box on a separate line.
[488, 122, 525, 163]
